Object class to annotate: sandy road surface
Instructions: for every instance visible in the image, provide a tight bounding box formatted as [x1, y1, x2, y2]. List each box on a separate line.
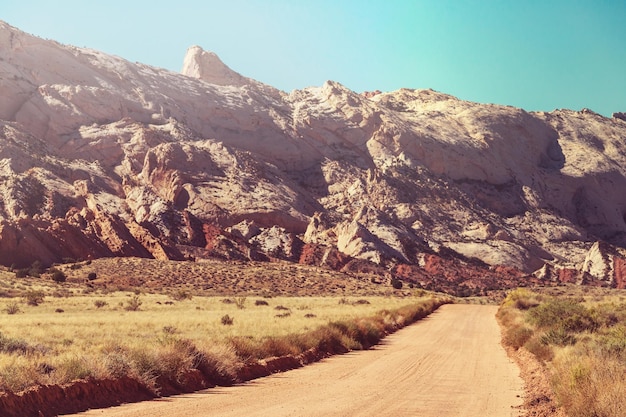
[71, 304, 523, 417]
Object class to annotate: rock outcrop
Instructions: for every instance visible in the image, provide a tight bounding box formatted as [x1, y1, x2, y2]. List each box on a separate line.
[2, 20, 626, 289]
[613, 112, 626, 122]
[181, 45, 250, 87]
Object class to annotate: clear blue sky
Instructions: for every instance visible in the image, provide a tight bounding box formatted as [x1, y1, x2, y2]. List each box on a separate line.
[3, 0, 626, 116]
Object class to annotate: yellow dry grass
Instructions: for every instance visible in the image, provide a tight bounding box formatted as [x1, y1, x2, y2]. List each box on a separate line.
[0, 261, 446, 394]
[0, 293, 423, 353]
[498, 286, 626, 417]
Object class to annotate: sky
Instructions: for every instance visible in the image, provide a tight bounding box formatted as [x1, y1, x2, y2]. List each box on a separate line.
[3, 0, 626, 116]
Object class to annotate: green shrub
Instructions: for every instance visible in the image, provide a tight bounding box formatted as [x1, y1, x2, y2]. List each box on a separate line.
[528, 299, 598, 332]
[540, 327, 577, 346]
[87, 272, 97, 281]
[221, 314, 234, 325]
[15, 268, 29, 278]
[391, 278, 403, 290]
[255, 299, 269, 306]
[50, 269, 66, 283]
[94, 300, 108, 309]
[499, 290, 626, 417]
[29, 261, 43, 278]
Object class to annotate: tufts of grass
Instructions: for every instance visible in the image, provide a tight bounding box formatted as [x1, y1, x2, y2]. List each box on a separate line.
[53, 356, 93, 385]
[503, 324, 534, 350]
[0, 359, 42, 393]
[0, 332, 32, 355]
[4, 302, 21, 315]
[125, 295, 142, 311]
[540, 328, 577, 347]
[170, 289, 192, 301]
[234, 297, 246, 310]
[523, 335, 554, 362]
[498, 287, 626, 417]
[228, 336, 261, 362]
[227, 297, 448, 361]
[0, 292, 446, 395]
[123, 338, 202, 392]
[24, 290, 45, 306]
[596, 324, 626, 357]
[552, 351, 626, 417]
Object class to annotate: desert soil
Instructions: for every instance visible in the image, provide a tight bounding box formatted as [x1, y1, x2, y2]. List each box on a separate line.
[71, 304, 523, 417]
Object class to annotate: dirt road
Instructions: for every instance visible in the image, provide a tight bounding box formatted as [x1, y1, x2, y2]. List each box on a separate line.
[71, 304, 523, 417]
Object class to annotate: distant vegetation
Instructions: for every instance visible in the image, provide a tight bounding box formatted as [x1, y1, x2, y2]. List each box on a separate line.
[498, 287, 626, 417]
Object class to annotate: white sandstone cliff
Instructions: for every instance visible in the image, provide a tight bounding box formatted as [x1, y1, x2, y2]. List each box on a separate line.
[1, 20, 626, 288]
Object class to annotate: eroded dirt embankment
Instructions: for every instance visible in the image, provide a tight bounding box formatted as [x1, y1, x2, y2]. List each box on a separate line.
[0, 347, 337, 417]
[70, 305, 523, 417]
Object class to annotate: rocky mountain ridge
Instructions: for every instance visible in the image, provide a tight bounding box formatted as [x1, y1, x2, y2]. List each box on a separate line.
[1, 20, 626, 291]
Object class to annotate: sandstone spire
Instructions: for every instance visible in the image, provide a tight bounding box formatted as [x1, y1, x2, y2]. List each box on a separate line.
[181, 45, 248, 86]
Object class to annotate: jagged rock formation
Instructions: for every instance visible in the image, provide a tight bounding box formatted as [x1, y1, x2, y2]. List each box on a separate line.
[2, 20, 626, 290]
[181, 45, 250, 87]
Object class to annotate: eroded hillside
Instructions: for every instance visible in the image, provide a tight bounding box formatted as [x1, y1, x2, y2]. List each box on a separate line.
[1, 20, 626, 291]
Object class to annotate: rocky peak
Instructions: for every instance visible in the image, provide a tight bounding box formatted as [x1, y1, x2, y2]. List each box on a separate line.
[181, 45, 249, 86]
[361, 90, 382, 99]
[2, 22, 626, 293]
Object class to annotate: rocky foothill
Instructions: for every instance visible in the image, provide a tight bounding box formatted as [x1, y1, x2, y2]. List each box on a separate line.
[1, 20, 626, 294]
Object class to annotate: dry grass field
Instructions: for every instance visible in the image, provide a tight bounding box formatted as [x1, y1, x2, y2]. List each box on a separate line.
[498, 286, 626, 417]
[0, 259, 448, 396]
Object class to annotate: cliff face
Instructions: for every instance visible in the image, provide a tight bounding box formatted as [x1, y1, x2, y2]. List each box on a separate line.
[1, 20, 626, 288]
